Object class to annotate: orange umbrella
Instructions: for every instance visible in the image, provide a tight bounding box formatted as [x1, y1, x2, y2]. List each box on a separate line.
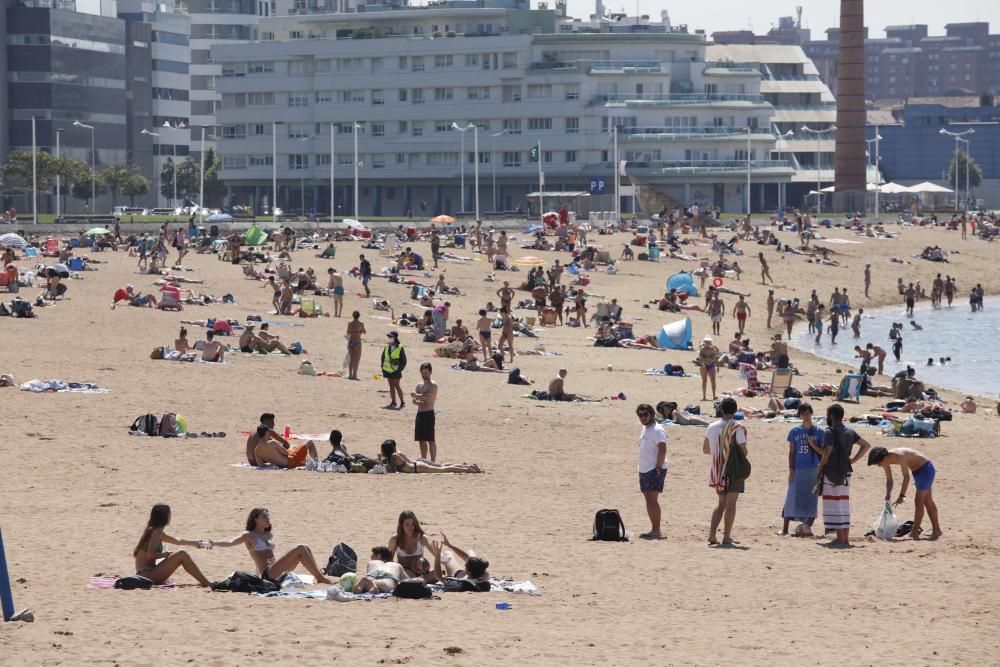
[514, 256, 545, 267]
[431, 215, 456, 223]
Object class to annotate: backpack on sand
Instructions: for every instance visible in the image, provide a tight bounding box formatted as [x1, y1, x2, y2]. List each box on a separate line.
[159, 412, 178, 437]
[212, 571, 279, 594]
[592, 509, 628, 542]
[322, 543, 358, 577]
[130, 414, 160, 436]
[393, 579, 433, 599]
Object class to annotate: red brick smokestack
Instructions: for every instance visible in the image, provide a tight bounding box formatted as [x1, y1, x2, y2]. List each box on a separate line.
[834, 0, 866, 198]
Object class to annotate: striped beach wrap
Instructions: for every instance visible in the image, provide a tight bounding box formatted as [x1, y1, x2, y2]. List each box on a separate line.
[822, 476, 851, 530]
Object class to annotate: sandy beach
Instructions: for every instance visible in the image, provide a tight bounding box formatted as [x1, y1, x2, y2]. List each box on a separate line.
[1, 220, 999, 665]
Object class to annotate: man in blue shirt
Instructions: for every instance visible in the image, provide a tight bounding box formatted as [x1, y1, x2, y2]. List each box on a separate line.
[780, 403, 824, 536]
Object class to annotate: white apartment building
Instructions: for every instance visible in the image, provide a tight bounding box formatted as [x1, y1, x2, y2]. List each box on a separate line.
[212, 3, 800, 217]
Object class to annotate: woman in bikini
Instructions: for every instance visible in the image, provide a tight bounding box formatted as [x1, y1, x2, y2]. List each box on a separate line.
[387, 510, 432, 576]
[698, 336, 720, 401]
[133, 504, 212, 587]
[210, 508, 331, 584]
[346, 311, 366, 380]
[175, 327, 190, 354]
[379, 439, 482, 474]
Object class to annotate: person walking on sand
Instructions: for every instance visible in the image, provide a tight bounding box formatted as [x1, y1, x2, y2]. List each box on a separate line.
[381, 331, 407, 409]
[346, 311, 366, 380]
[758, 252, 774, 285]
[359, 254, 372, 298]
[766, 290, 775, 328]
[636, 403, 668, 540]
[705, 398, 748, 546]
[868, 447, 942, 539]
[497, 307, 515, 362]
[412, 362, 439, 462]
[779, 403, 824, 537]
[817, 403, 872, 548]
[733, 295, 751, 336]
[698, 336, 720, 401]
[708, 294, 725, 336]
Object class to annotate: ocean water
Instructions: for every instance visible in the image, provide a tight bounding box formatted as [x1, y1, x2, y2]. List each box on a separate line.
[791, 298, 1000, 398]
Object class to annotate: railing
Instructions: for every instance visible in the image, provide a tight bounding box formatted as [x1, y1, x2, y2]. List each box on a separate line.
[704, 61, 759, 72]
[764, 74, 818, 81]
[529, 60, 662, 72]
[619, 126, 767, 138]
[596, 93, 766, 105]
[626, 159, 793, 174]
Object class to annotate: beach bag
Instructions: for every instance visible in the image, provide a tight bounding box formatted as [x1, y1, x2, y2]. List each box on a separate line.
[11, 298, 33, 318]
[159, 412, 178, 437]
[114, 575, 154, 591]
[442, 577, 490, 593]
[873, 503, 900, 541]
[784, 387, 802, 399]
[508, 368, 530, 385]
[298, 360, 316, 376]
[723, 425, 752, 484]
[322, 543, 358, 577]
[212, 571, 279, 594]
[393, 579, 433, 599]
[350, 454, 379, 471]
[901, 417, 937, 438]
[592, 509, 627, 542]
[685, 404, 700, 415]
[131, 414, 160, 436]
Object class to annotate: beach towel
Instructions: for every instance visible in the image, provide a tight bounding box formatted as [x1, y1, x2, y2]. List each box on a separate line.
[822, 477, 851, 530]
[251, 578, 538, 601]
[19, 379, 110, 393]
[783, 466, 819, 521]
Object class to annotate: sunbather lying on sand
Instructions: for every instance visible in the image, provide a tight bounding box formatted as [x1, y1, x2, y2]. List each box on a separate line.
[378, 439, 482, 473]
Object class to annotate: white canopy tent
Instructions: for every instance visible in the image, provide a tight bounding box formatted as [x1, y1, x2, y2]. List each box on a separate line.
[904, 181, 953, 194]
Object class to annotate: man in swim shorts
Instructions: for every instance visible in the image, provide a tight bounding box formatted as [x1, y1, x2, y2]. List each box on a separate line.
[411, 362, 439, 462]
[732, 295, 751, 335]
[246, 417, 318, 469]
[359, 254, 372, 298]
[708, 295, 725, 336]
[868, 446, 941, 539]
[327, 268, 344, 317]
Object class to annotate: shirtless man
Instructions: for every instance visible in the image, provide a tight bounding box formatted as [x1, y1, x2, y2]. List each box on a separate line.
[497, 307, 515, 362]
[202, 330, 226, 363]
[411, 362, 439, 462]
[851, 309, 863, 338]
[245, 413, 318, 468]
[532, 283, 549, 320]
[351, 556, 407, 594]
[476, 309, 492, 362]
[866, 342, 887, 375]
[864, 263, 871, 298]
[732, 295, 751, 335]
[327, 268, 344, 317]
[868, 447, 942, 539]
[758, 252, 774, 285]
[278, 281, 293, 315]
[450, 318, 469, 341]
[496, 281, 514, 313]
[258, 323, 292, 354]
[766, 290, 775, 328]
[346, 311, 366, 380]
[550, 285, 566, 325]
[771, 334, 789, 368]
[548, 369, 577, 401]
[708, 294, 725, 336]
[239, 325, 290, 355]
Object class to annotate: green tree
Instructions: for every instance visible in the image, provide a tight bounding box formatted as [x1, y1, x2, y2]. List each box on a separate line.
[100, 164, 134, 209]
[175, 156, 200, 202]
[160, 157, 176, 202]
[0, 150, 60, 191]
[70, 163, 106, 209]
[947, 149, 983, 192]
[122, 171, 150, 206]
[202, 148, 226, 206]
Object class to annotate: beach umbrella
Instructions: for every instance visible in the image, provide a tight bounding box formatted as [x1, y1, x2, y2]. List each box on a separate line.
[656, 317, 693, 350]
[524, 224, 543, 234]
[206, 213, 233, 222]
[343, 218, 366, 229]
[431, 215, 455, 223]
[514, 256, 545, 267]
[0, 233, 27, 248]
[83, 227, 111, 236]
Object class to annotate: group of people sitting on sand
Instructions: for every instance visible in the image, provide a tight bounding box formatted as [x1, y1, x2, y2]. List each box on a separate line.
[133, 505, 490, 595]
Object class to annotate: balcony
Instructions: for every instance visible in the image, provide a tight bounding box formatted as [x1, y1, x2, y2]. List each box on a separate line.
[528, 60, 663, 74]
[625, 159, 794, 177]
[618, 126, 774, 141]
[595, 93, 767, 107]
[703, 61, 760, 75]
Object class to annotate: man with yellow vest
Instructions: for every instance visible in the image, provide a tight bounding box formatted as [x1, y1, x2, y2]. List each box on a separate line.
[381, 331, 408, 409]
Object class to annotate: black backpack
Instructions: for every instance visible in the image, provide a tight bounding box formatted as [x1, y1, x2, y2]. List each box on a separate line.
[393, 579, 433, 599]
[592, 509, 627, 542]
[130, 414, 160, 436]
[212, 571, 279, 595]
[114, 575, 154, 590]
[441, 577, 490, 593]
[323, 543, 357, 577]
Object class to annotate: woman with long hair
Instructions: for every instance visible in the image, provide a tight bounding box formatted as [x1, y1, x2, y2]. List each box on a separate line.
[378, 439, 482, 474]
[388, 510, 432, 575]
[210, 508, 331, 584]
[132, 504, 212, 587]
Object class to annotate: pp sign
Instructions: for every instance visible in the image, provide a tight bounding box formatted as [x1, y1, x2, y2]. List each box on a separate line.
[589, 178, 607, 195]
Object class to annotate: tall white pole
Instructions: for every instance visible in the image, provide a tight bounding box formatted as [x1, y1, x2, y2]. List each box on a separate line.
[492, 133, 497, 213]
[90, 128, 95, 210]
[31, 116, 37, 225]
[199, 126, 206, 223]
[330, 123, 337, 222]
[473, 125, 480, 221]
[613, 124, 619, 222]
[964, 138, 970, 211]
[272, 121, 278, 223]
[55, 129, 61, 219]
[353, 123, 359, 218]
[459, 129, 465, 213]
[537, 140, 543, 227]
[173, 146, 177, 208]
[953, 136, 959, 212]
[874, 126, 880, 219]
[745, 127, 751, 215]
[816, 135, 821, 217]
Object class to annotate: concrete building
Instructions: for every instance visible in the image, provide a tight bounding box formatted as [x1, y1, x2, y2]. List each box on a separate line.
[213, 2, 810, 217]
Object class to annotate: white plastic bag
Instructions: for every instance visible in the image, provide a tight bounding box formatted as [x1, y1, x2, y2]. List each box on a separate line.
[873, 503, 899, 541]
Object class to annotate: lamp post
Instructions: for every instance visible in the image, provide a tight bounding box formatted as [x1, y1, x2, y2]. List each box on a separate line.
[865, 127, 883, 218]
[612, 123, 619, 223]
[744, 126, 752, 215]
[800, 124, 837, 216]
[198, 126, 206, 224]
[140, 128, 160, 208]
[452, 122, 480, 221]
[31, 116, 37, 224]
[72, 120, 95, 211]
[271, 120, 283, 223]
[329, 123, 335, 221]
[353, 122, 360, 219]
[55, 127, 63, 219]
[161, 121, 185, 207]
[296, 134, 314, 219]
[490, 129, 509, 213]
[939, 127, 975, 212]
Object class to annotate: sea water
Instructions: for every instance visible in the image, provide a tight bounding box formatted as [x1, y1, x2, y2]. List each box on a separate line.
[791, 298, 1000, 398]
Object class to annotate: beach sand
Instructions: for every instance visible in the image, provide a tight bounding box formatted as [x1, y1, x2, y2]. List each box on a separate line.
[1, 223, 998, 665]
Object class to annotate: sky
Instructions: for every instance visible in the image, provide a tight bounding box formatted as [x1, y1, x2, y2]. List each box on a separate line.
[566, 0, 1000, 37]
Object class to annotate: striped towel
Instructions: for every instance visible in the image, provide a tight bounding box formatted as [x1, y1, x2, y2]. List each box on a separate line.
[822, 476, 851, 529]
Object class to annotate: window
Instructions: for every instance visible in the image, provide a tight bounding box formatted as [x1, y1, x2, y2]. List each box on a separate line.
[249, 155, 273, 166]
[564, 84, 580, 100]
[565, 150, 577, 163]
[565, 117, 579, 134]
[315, 90, 333, 104]
[339, 90, 365, 104]
[398, 88, 408, 102]
[372, 155, 385, 169]
[152, 59, 189, 74]
[528, 118, 552, 131]
[248, 92, 274, 106]
[287, 154, 308, 170]
[372, 123, 384, 137]
[704, 83, 718, 95]
[248, 61, 273, 74]
[412, 56, 424, 72]
[287, 94, 309, 107]
[396, 152, 406, 164]
[434, 54, 453, 68]
[502, 52, 516, 69]
[223, 155, 247, 169]
[412, 89, 424, 104]
[288, 60, 313, 75]
[287, 123, 310, 138]
[316, 154, 331, 166]
[434, 87, 454, 101]
[502, 119, 521, 134]
[465, 54, 479, 66]
[436, 121, 451, 133]
[251, 124, 269, 136]
[502, 85, 521, 102]
[482, 54, 492, 70]
[398, 56, 408, 69]
[542, 150, 552, 163]
[222, 125, 246, 139]
[372, 90, 383, 105]
[478, 152, 491, 164]
[412, 122, 423, 137]
[502, 151, 521, 167]
[467, 86, 490, 100]
[527, 84, 551, 99]
[398, 121, 408, 134]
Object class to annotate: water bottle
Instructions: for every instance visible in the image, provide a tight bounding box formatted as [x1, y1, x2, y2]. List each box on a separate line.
[283, 424, 291, 439]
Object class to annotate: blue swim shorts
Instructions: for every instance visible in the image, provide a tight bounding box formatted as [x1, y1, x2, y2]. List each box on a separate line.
[639, 467, 667, 493]
[913, 461, 936, 491]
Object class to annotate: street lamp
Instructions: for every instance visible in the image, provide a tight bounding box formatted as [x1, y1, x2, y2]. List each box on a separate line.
[162, 121, 185, 207]
[939, 127, 975, 212]
[140, 128, 160, 208]
[778, 129, 794, 211]
[353, 122, 361, 219]
[55, 128, 64, 219]
[866, 127, 883, 218]
[743, 126, 752, 215]
[296, 134, 314, 219]
[490, 129, 509, 213]
[31, 116, 37, 224]
[329, 123, 335, 221]
[451, 122, 479, 221]
[72, 120, 95, 211]
[198, 125, 206, 224]
[272, 120, 283, 223]
[800, 124, 837, 216]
